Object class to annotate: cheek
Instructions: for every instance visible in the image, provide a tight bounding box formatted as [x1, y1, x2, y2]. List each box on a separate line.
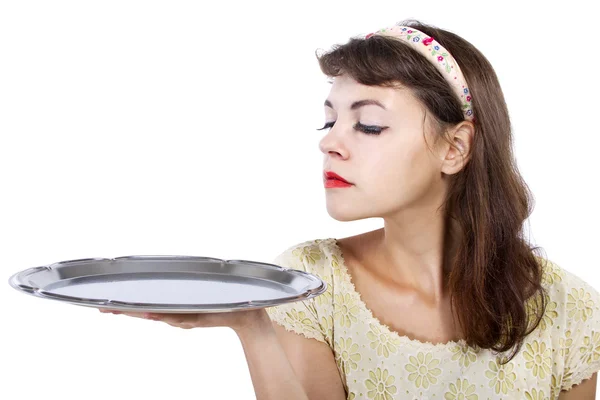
[364, 144, 418, 182]
[363, 144, 439, 200]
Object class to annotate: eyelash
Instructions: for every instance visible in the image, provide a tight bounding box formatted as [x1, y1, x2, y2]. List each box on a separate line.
[316, 121, 385, 135]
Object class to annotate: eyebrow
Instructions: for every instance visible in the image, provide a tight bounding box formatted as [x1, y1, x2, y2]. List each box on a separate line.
[324, 99, 387, 111]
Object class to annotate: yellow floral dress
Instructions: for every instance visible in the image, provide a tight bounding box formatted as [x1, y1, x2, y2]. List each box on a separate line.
[265, 238, 600, 400]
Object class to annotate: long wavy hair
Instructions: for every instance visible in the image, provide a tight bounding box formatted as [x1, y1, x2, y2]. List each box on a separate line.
[315, 19, 549, 364]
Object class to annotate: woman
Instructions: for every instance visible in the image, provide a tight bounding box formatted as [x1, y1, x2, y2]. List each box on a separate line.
[101, 19, 600, 399]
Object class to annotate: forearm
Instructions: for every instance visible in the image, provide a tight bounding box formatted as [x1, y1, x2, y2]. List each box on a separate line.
[235, 310, 310, 400]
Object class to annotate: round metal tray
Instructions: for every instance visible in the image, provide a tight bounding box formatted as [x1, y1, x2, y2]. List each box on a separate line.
[8, 255, 328, 313]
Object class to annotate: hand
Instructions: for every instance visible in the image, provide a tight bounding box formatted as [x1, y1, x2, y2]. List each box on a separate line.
[97, 307, 269, 333]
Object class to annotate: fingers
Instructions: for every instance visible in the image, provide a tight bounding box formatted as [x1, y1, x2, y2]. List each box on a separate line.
[99, 309, 127, 316]
[166, 321, 194, 329]
[98, 308, 152, 319]
[151, 313, 197, 325]
[98, 308, 198, 328]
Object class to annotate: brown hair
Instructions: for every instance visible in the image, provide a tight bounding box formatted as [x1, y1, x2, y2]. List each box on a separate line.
[315, 19, 548, 363]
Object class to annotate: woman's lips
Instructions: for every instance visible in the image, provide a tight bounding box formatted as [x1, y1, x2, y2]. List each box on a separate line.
[324, 171, 352, 182]
[323, 171, 353, 188]
[324, 178, 353, 188]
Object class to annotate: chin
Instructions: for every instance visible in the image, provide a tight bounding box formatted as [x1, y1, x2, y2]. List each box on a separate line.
[325, 203, 373, 222]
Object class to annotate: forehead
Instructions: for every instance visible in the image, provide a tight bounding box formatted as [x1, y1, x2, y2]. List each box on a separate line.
[326, 75, 416, 111]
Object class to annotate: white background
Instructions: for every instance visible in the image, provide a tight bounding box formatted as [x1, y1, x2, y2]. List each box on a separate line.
[1, 0, 598, 399]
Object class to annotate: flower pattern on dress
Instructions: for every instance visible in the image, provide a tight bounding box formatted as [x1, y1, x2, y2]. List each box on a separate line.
[541, 258, 564, 286]
[524, 388, 545, 400]
[567, 287, 594, 322]
[366, 323, 402, 358]
[580, 331, 600, 365]
[539, 297, 559, 331]
[523, 340, 552, 379]
[335, 336, 362, 373]
[292, 244, 322, 266]
[485, 357, 517, 394]
[405, 352, 442, 389]
[449, 343, 480, 368]
[550, 374, 562, 399]
[320, 314, 334, 344]
[283, 309, 317, 332]
[560, 330, 574, 358]
[563, 366, 574, 387]
[364, 368, 397, 400]
[331, 253, 345, 281]
[444, 378, 478, 400]
[334, 292, 361, 328]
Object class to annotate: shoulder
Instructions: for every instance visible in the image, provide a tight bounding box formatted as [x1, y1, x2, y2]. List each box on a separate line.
[537, 255, 600, 308]
[536, 256, 600, 345]
[265, 238, 336, 346]
[271, 238, 335, 278]
[535, 256, 600, 391]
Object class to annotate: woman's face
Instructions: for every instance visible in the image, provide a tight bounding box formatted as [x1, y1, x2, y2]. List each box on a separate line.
[319, 74, 449, 222]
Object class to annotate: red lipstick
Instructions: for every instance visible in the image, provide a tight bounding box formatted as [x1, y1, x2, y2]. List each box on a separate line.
[324, 171, 353, 188]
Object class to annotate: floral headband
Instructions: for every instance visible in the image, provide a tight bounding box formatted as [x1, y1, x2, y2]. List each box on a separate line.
[365, 25, 474, 122]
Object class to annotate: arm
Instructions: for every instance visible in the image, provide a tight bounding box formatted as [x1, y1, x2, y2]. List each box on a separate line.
[235, 309, 346, 400]
[558, 372, 597, 400]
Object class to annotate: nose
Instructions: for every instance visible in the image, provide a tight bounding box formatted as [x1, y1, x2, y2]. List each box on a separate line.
[318, 131, 347, 159]
[319, 141, 345, 161]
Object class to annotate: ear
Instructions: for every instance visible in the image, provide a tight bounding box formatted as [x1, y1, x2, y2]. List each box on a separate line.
[441, 121, 475, 175]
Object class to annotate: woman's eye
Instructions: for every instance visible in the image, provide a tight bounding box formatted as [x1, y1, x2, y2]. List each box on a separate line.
[357, 123, 384, 135]
[316, 121, 336, 131]
[316, 121, 384, 135]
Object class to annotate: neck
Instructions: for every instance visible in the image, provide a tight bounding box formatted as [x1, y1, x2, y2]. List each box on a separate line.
[367, 208, 462, 306]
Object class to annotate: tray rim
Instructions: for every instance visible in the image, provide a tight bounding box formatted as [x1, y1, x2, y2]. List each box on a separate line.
[8, 255, 328, 313]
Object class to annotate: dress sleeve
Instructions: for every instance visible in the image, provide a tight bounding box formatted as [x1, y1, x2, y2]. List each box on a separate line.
[559, 267, 600, 391]
[265, 242, 331, 345]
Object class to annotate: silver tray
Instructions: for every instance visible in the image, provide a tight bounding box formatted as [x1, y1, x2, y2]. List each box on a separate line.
[8, 255, 328, 313]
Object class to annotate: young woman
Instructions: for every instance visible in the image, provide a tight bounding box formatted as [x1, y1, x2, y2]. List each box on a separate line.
[101, 19, 600, 399]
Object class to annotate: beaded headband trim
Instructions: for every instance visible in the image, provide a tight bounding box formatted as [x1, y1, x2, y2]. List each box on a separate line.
[365, 25, 474, 121]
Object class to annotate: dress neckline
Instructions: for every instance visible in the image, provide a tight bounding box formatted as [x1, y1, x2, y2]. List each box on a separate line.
[325, 237, 470, 351]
